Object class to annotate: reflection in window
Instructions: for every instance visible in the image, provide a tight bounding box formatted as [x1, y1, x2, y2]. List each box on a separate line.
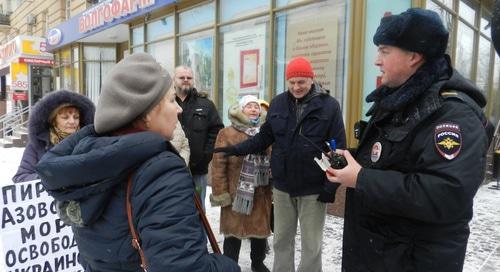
[274, 0, 346, 103]
[83, 46, 116, 104]
[459, 0, 476, 24]
[179, 31, 214, 98]
[456, 22, 474, 78]
[147, 16, 174, 41]
[219, 17, 269, 125]
[147, 40, 175, 76]
[480, 15, 491, 38]
[492, 55, 500, 125]
[476, 36, 491, 96]
[179, 3, 215, 33]
[219, 0, 269, 22]
[435, 0, 453, 9]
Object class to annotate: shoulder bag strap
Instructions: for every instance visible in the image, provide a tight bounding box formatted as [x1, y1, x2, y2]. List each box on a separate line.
[127, 174, 149, 271]
[193, 193, 221, 254]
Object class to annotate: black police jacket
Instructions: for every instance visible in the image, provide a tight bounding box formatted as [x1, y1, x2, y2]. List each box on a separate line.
[343, 57, 490, 272]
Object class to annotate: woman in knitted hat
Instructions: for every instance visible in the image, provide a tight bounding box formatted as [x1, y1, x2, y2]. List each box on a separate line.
[211, 95, 272, 272]
[35, 53, 240, 272]
[12, 90, 95, 183]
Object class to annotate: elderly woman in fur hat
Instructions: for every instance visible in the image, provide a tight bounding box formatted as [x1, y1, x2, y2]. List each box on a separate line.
[210, 95, 272, 272]
[12, 90, 95, 183]
[35, 53, 239, 272]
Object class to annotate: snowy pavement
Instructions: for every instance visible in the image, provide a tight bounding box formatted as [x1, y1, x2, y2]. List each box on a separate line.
[1, 147, 499, 272]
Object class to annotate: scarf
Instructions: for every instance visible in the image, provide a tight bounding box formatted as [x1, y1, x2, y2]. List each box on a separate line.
[366, 57, 449, 114]
[231, 125, 271, 215]
[49, 126, 77, 145]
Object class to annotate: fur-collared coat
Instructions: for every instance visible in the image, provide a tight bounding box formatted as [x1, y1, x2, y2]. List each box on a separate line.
[210, 105, 272, 239]
[12, 90, 95, 183]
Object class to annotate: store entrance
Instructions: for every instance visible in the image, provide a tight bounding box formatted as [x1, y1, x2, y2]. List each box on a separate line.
[30, 66, 52, 106]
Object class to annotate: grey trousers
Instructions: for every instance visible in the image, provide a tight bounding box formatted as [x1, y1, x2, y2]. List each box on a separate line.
[272, 188, 326, 272]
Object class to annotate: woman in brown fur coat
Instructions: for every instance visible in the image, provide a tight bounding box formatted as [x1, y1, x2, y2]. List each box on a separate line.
[210, 95, 272, 272]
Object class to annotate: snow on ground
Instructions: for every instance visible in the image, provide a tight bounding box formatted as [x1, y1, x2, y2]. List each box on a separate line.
[1, 147, 499, 272]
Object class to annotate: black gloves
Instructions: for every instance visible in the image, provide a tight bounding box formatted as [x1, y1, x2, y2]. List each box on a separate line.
[317, 190, 336, 203]
[213, 145, 238, 157]
[317, 182, 339, 203]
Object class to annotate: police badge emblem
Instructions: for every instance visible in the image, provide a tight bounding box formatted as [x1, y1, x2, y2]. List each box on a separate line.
[434, 122, 462, 160]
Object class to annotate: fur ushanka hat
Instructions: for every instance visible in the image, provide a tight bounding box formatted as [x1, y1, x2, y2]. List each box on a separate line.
[373, 8, 449, 59]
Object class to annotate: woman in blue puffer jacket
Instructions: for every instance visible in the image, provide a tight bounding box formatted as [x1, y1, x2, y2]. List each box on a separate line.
[35, 53, 240, 272]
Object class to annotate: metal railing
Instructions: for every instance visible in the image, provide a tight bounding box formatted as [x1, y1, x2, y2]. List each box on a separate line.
[0, 105, 30, 139]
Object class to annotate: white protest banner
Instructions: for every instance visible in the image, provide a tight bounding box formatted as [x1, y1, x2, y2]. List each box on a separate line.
[0, 179, 82, 271]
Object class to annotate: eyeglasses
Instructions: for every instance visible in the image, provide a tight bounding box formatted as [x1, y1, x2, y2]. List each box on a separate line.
[177, 76, 193, 81]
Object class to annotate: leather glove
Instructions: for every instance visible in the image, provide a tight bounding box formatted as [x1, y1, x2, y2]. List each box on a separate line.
[213, 145, 238, 157]
[317, 182, 339, 203]
[317, 190, 336, 203]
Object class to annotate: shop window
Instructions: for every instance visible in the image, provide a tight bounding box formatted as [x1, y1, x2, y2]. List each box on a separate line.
[476, 36, 491, 96]
[492, 56, 500, 125]
[131, 46, 144, 53]
[218, 17, 269, 125]
[456, 21, 474, 78]
[427, 0, 498, 123]
[83, 46, 116, 104]
[426, 1, 454, 54]
[60, 48, 72, 90]
[480, 13, 491, 38]
[132, 26, 144, 46]
[459, 0, 476, 24]
[147, 40, 175, 75]
[179, 30, 214, 98]
[179, 2, 215, 33]
[274, 0, 347, 103]
[147, 16, 174, 41]
[276, 0, 311, 8]
[72, 47, 79, 92]
[219, 0, 269, 23]
[435, 0, 453, 9]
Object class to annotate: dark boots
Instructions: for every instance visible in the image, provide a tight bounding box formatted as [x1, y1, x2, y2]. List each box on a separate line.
[223, 237, 270, 272]
[250, 238, 270, 272]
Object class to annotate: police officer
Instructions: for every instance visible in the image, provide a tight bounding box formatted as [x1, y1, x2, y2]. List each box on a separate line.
[326, 8, 491, 272]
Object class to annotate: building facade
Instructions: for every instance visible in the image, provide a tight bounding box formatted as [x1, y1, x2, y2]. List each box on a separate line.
[1, 0, 498, 146]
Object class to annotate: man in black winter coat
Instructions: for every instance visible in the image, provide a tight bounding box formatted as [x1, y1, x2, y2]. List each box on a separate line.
[216, 56, 346, 272]
[175, 65, 224, 210]
[326, 8, 492, 272]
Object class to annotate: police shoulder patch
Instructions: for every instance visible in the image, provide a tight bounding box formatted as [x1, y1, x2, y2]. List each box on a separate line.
[434, 122, 461, 160]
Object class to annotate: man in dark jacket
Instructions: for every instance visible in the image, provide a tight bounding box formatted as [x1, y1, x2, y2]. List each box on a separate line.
[326, 9, 491, 272]
[216, 57, 346, 272]
[175, 65, 223, 210]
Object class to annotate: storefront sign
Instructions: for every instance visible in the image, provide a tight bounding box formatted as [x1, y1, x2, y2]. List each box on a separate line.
[0, 36, 53, 69]
[79, 0, 155, 33]
[46, 0, 175, 51]
[19, 57, 55, 65]
[0, 40, 19, 68]
[10, 62, 28, 91]
[0, 180, 82, 271]
[286, 20, 338, 93]
[12, 91, 28, 101]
